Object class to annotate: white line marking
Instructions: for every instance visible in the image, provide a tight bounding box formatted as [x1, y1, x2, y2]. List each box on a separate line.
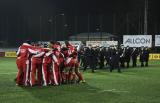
[98, 89, 129, 93]
[88, 88, 129, 93]
[0, 72, 17, 75]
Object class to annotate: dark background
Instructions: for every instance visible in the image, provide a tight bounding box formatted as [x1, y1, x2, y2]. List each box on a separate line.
[0, 0, 159, 46]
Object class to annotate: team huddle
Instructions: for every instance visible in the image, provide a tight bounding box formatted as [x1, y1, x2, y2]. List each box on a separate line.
[15, 40, 85, 86]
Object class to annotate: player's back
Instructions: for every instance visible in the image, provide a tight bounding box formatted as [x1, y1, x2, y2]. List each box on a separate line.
[18, 44, 33, 60]
[43, 49, 52, 64]
[32, 47, 45, 63]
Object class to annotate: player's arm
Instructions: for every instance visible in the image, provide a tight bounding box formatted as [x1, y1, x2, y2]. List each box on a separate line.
[28, 48, 39, 54]
[16, 46, 21, 57]
[45, 50, 53, 57]
[33, 52, 45, 57]
[52, 54, 59, 65]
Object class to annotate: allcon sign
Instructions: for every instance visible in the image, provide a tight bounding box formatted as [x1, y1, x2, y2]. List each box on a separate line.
[123, 35, 152, 47]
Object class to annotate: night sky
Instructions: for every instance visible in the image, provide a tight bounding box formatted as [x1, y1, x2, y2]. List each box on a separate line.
[0, 0, 160, 46]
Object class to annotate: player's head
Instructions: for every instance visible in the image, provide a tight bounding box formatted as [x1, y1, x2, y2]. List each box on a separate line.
[65, 41, 70, 47]
[31, 42, 35, 46]
[49, 40, 56, 45]
[25, 40, 31, 45]
[49, 40, 56, 48]
[34, 41, 40, 47]
[55, 42, 61, 51]
[56, 41, 61, 46]
[43, 43, 48, 48]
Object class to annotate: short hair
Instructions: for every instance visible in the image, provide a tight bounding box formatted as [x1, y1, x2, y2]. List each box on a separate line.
[26, 40, 31, 44]
[56, 41, 61, 45]
[50, 41, 56, 45]
[65, 41, 70, 46]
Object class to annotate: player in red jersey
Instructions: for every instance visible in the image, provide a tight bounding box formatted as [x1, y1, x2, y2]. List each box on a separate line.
[30, 43, 45, 86]
[41, 41, 61, 86]
[41, 43, 55, 86]
[42, 50, 52, 86]
[51, 49, 60, 85]
[56, 43, 66, 84]
[51, 42, 64, 85]
[64, 41, 85, 83]
[61, 45, 69, 83]
[16, 40, 38, 86]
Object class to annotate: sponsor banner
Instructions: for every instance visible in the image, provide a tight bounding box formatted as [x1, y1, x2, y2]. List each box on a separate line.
[86, 41, 102, 47]
[86, 41, 118, 47]
[101, 41, 118, 47]
[58, 41, 82, 50]
[123, 35, 152, 47]
[155, 35, 160, 47]
[149, 54, 160, 60]
[0, 52, 5, 57]
[69, 41, 82, 46]
[58, 41, 82, 46]
[5, 52, 17, 57]
[38, 41, 82, 49]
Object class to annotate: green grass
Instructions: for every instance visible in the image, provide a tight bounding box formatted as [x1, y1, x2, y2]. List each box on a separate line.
[0, 57, 160, 103]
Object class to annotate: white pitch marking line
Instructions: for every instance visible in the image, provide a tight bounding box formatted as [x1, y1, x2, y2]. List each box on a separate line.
[88, 89, 97, 91]
[0, 72, 17, 75]
[98, 89, 129, 93]
[88, 88, 129, 93]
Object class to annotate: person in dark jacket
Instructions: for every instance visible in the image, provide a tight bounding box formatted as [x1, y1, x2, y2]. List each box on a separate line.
[89, 46, 98, 73]
[131, 47, 139, 67]
[83, 47, 90, 71]
[110, 46, 121, 73]
[139, 46, 145, 67]
[124, 46, 132, 68]
[119, 44, 125, 68]
[143, 47, 150, 67]
[104, 47, 110, 68]
[99, 47, 105, 69]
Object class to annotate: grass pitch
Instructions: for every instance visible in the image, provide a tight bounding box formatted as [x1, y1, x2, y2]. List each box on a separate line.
[0, 57, 160, 103]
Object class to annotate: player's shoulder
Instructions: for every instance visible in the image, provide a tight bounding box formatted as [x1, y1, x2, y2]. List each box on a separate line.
[21, 43, 34, 49]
